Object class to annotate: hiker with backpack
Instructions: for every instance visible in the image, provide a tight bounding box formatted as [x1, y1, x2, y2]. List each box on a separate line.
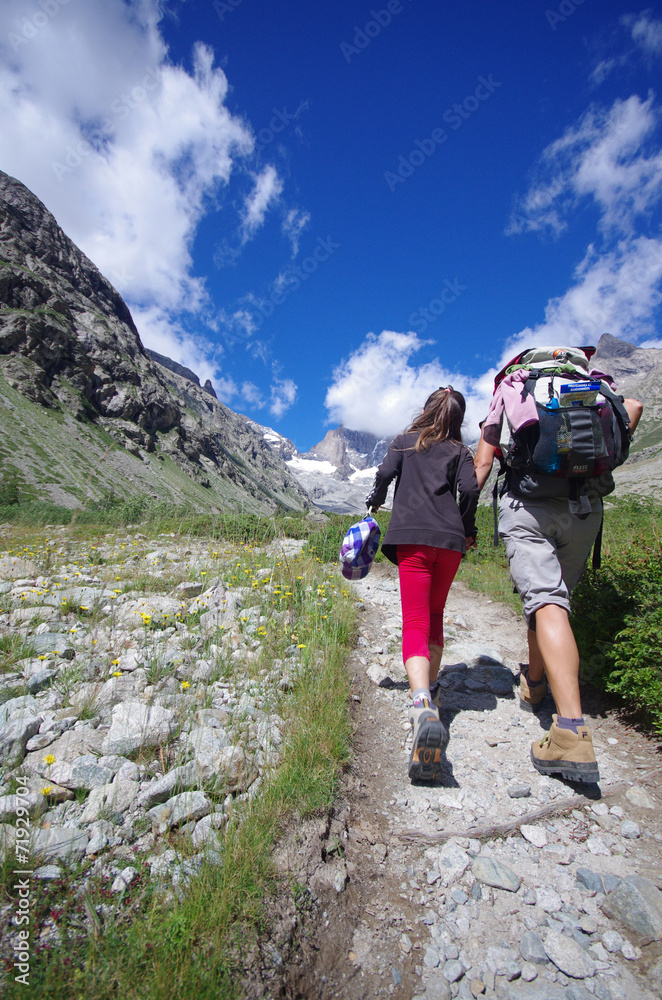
[474, 346, 642, 783]
[365, 387, 479, 782]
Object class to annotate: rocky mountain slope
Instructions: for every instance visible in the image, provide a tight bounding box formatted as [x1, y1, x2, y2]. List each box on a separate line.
[594, 334, 662, 497]
[0, 171, 309, 514]
[246, 423, 393, 515]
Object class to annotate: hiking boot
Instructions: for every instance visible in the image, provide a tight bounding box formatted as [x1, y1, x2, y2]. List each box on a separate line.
[530, 715, 600, 783]
[408, 702, 448, 782]
[429, 681, 443, 712]
[519, 669, 548, 713]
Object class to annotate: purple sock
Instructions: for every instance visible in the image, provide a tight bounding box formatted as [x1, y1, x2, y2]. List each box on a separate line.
[556, 716, 585, 733]
[524, 669, 545, 688]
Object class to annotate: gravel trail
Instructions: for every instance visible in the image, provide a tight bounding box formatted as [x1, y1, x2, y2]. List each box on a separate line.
[279, 564, 662, 1000]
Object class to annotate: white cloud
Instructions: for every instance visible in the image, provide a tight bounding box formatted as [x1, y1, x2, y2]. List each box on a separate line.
[627, 10, 662, 58]
[241, 165, 283, 239]
[501, 236, 662, 362]
[508, 95, 662, 237]
[324, 331, 486, 440]
[133, 304, 222, 388]
[590, 12, 662, 85]
[282, 207, 310, 256]
[240, 382, 265, 407]
[0, 0, 254, 378]
[270, 378, 297, 418]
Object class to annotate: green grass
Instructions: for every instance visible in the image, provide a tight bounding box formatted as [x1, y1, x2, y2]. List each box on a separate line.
[0, 634, 37, 675]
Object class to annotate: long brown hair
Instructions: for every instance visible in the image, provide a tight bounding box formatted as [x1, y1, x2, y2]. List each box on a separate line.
[405, 386, 466, 451]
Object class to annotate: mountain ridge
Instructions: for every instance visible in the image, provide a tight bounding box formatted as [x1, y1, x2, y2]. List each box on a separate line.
[0, 170, 310, 514]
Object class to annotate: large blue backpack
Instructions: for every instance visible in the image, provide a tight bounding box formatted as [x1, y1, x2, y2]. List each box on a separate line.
[491, 345, 632, 565]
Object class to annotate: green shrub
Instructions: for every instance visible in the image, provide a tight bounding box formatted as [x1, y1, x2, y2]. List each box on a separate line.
[571, 495, 662, 734]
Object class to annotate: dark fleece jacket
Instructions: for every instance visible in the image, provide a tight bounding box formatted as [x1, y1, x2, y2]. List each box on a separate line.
[366, 432, 479, 565]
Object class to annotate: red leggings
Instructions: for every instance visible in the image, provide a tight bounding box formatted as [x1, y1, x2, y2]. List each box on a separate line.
[397, 545, 462, 664]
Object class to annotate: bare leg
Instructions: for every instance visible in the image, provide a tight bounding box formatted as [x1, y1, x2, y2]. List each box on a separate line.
[532, 604, 582, 718]
[429, 644, 443, 685]
[527, 628, 545, 683]
[405, 655, 432, 695]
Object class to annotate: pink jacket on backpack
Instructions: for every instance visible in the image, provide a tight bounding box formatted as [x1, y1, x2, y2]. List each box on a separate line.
[482, 367, 617, 447]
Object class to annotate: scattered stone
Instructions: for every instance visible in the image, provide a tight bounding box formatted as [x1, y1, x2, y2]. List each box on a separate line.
[601, 876, 662, 940]
[424, 948, 441, 969]
[507, 783, 531, 799]
[147, 790, 212, 835]
[601, 930, 623, 953]
[619, 820, 640, 839]
[620, 939, 639, 960]
[471, 857, 521, 893]
[442, 959, 465, 983]
[0, 714, 42, 766]
[136, 763, 197, 810]
[520, 824, 547, 848]
[576, 869, 620, 895]
[102, 701, 177, 756]
[434, 840, 471, 887]
[33, 865, 62, 880]
[520, 931, 548, 966]
[111, 867, 138, 893]
[519, 962, 538, 982]
[625, 786, 656, 810]
[543, 930, 597, 979]
[536, 886, 562, 913]
[31, 827, 89, 863]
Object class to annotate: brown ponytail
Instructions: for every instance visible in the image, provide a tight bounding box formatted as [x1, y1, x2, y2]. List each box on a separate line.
[405, 386, 466, 451]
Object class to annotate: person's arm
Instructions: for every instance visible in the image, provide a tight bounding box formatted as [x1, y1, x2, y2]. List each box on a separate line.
[474, 432, 496, 491]
[624, 398, 643, 435]
[365, 439, 402, 510]
[456, 448, 479, 541]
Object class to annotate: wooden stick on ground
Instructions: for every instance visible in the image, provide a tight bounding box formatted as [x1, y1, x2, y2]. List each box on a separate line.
[401, 766, 662, 844]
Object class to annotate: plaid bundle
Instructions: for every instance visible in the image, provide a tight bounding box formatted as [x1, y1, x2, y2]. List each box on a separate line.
[339, 515, 381, 581]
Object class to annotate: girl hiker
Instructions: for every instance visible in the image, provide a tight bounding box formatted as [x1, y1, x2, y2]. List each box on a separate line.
[366, 387, 479, 782]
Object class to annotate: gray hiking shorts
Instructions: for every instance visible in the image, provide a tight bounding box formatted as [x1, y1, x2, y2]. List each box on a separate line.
[498, 493, 603, 627]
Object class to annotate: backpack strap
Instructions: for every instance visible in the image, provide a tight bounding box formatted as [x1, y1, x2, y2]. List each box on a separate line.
[596, 381, 632, 443]
[592, 504, 604, 570]
[492, 456, 509, 547]
[567, 480, 592, 517]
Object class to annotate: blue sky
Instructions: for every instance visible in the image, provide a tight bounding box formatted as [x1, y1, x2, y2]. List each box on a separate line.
[1, 0, 661, 449]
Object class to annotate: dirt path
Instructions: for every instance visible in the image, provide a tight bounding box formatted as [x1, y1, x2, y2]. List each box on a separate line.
[257, 565, 662, 1000]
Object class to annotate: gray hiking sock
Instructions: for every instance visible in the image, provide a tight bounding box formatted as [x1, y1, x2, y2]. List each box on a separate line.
[412, 687, 432, 708]
[556, 715, 585, 733]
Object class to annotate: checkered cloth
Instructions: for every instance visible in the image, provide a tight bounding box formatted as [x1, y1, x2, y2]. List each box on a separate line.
[339, 515, 381, 581]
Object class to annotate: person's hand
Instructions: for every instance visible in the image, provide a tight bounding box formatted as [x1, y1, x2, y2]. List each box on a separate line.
[465, 536, 477, 550]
